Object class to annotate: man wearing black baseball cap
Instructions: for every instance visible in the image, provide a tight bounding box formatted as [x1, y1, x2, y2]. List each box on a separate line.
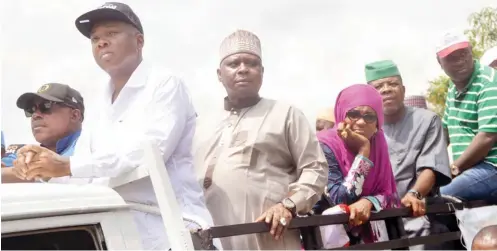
[12, 2, 218, 250]
[16, 83, 85, 115]
[75, 2, 143, 39]
[16, 83, 84, 155]
[2, 83, 84, 181]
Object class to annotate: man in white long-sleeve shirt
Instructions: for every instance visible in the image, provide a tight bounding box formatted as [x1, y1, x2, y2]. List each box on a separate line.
[12, 2, 217, 250]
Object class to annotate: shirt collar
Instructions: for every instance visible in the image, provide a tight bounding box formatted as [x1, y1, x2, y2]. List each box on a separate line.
[223, 96, 261, 111]
[43, 130, 81, 154]
[109, 60, 149, 89]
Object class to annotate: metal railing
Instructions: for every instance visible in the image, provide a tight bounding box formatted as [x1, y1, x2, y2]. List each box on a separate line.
[200, 199, 490, 250]
[106, 142, 492, 250]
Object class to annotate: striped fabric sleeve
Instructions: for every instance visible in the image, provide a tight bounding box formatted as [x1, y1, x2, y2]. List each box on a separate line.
[477, 83, 497, 133]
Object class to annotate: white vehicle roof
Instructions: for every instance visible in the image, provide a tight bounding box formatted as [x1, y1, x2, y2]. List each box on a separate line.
[1, 183, 129, 221]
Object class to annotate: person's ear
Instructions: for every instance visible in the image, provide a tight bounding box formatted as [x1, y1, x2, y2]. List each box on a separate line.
[136, 33, 144, 50]
[217, 68, 222, 82]
[71, 109, 82, 122]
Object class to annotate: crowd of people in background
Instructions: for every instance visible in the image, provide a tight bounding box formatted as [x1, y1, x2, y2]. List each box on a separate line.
[1, 2, 497, 250]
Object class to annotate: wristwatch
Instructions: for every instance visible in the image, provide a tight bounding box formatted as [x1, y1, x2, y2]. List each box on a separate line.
[281, 198, 297, 216]
[408, 189, 422, 200]
[451, 164, 460, 176]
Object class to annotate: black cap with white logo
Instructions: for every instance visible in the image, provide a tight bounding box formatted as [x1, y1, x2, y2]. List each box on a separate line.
[16, 83, 85, 114]
[75, 2, 143, 38]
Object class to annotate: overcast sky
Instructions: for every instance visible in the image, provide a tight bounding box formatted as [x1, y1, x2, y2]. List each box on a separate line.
[1, 0, 496, 145]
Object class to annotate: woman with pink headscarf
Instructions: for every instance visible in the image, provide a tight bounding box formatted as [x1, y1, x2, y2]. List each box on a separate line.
[313, 84, 400, 244]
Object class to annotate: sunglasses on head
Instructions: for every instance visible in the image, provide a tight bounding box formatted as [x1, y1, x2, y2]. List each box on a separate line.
[346, 110, 377, 124]
[24, 101, 73, 118]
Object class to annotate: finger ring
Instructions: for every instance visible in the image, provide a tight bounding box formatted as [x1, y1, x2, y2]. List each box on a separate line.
[279, 217, 287, 226]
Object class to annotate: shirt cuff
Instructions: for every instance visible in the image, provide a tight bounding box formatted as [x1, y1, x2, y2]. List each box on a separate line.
[356, 155, 373, 167]
[69, 154, 94, 178]
[289, 191, 309, 214]
[364, 196, 382, 212]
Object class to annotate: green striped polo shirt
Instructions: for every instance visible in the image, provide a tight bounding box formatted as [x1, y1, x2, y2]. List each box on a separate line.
[443, 60, 497, 166]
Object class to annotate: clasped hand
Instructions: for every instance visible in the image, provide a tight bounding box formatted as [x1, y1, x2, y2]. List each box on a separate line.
[12, 145, 70, 181]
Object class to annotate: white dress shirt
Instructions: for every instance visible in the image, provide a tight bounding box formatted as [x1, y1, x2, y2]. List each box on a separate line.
[71, 61, 215, 250]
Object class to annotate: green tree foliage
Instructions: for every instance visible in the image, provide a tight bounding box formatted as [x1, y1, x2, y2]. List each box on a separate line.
[426, 7, 497, 116]
[427, 75, 450, 116]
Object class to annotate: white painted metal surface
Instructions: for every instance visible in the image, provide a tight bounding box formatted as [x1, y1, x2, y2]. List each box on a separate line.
[107, 141, 196, 251]
[1, 141, 197, 250]
[1, 183, 128, 221]
[1, 183, 142, 250]
[2, 211, 142, 250]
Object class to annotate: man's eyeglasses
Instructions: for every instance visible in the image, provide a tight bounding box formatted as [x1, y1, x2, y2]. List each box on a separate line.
[346, 110, 378, 124]
[24, 101, 73, 118]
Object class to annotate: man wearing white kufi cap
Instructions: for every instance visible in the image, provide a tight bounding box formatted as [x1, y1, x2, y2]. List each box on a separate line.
[195, 30, 327, 250]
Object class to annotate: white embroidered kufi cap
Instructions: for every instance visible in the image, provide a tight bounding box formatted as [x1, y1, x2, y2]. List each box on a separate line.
[219, 30, 262, 63]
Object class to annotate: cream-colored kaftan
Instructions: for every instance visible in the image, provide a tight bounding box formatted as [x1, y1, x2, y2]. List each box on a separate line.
[195, 98, 327, 250]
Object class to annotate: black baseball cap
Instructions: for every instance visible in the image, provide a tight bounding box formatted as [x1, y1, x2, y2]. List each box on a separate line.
[17, 83, 85, 114]
[75, 2, 143, 38]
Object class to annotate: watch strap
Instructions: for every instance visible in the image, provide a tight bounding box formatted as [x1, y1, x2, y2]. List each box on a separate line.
[408, 189, 422, 200]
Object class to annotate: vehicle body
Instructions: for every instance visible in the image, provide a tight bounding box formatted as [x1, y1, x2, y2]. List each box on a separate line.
[1, 142, 200, 250]
[1, 183, 141, 250]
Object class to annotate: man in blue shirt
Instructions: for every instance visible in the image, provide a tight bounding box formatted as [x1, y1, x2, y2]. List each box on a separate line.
[2, 83, 84, 179]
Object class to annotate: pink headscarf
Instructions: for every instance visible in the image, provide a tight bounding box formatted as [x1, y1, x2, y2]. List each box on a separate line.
[317, 84, 397, 198]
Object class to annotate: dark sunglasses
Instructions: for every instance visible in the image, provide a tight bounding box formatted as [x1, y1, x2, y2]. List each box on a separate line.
[346, 110, 377, 124]
[24, 101, 74, 118]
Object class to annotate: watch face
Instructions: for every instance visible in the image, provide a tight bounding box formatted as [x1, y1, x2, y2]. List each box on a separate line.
[409, 191, 421, 200]
[451, 166, 460, 176]
[283, 198, 295, 208]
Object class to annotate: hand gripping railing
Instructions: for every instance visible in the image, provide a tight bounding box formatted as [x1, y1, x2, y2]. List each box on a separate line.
[197, 197, 490, 250]
[106, 141, 196, 251]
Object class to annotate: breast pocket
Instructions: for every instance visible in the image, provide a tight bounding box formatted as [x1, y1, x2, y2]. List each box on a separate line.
[230, 130, 248, 148]
[225, 130, 258, 167]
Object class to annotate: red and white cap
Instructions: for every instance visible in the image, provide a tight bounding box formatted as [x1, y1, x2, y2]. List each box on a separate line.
[436, 30, 470, 58]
